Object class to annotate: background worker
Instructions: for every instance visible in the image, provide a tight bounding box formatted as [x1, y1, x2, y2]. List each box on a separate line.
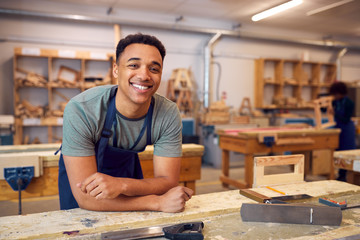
[58, 33, 193, 212]
[329, 81, 356, 181]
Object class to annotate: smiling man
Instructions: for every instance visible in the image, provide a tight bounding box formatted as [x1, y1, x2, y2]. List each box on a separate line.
[58, 33, 193, 212]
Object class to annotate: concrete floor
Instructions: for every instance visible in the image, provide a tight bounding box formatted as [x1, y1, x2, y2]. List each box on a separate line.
[0, 163, 325, 217]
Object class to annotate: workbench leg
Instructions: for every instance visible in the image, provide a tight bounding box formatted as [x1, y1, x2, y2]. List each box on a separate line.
[329, 150, 335, 180]
[244, 154, 254, 188]
[303, 151, 311, 176]
[347, 171, 355, 184]
[221, 150, 230, 188]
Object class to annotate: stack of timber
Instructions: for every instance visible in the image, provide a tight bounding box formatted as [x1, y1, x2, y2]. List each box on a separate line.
[202, 100, 231, 124]
[16, 68, 47, 87]
[15, 100, 45, 118]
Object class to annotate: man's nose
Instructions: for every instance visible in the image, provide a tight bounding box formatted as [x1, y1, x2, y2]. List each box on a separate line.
[137, 67, 150, 80]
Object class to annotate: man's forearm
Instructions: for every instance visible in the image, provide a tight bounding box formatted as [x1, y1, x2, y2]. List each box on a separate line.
[75, 185, 193, 213]
[120, 176, 178, 197]
[77, 193, 160, 212]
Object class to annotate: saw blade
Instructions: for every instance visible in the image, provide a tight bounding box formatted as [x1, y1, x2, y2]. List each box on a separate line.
[101, 221, 204, 240]
[101, 226, 164, 240]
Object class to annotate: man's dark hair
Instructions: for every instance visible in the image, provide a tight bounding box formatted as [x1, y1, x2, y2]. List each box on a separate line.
[116, 33, 166, 63]
[329, 81, 348, 96]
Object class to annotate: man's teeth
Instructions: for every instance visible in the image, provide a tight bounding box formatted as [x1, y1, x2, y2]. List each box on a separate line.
[132, 84, 150, 90]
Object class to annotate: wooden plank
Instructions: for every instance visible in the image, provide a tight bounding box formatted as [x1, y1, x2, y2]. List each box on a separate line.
[334, 149, 360, 160]
[0, 153, 44, 179]
[254, 59, 264, 108]
[276, 137, 314, 145]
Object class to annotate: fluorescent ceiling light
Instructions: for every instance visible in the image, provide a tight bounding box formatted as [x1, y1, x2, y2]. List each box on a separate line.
[252, 0, 303, 22]
[306, 0, 353, 16]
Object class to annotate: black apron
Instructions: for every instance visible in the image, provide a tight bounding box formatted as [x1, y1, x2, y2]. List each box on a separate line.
[58, 86, 153, 210]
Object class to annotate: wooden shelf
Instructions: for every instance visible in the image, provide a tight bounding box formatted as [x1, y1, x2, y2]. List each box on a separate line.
[13, 47, 116, 144]
[254, 58, 336, 109]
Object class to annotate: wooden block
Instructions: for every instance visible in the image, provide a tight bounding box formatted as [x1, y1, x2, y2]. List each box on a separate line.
[253, 154, 305, 188]
[0, 153, 43, 179]
[312, 149, 332, 175]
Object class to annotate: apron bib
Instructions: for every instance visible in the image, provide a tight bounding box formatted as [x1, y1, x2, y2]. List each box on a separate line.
[58, 86, 153, 210]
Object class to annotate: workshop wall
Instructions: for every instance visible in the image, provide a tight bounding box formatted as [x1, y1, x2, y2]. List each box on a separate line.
[1, 0, 360, 118]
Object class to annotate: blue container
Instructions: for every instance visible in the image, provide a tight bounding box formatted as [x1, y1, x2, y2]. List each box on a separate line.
[182, 118, 195, 136]
[0, 134, 13, 145]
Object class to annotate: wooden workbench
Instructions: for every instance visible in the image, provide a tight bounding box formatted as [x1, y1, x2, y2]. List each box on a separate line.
[0, 143, 204, 200]
[0, 180, 359, 239]
[217, 127, 340, 188]
[334, 149, 360, 185]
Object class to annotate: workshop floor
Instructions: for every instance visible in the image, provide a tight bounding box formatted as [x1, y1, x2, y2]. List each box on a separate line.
[0, 163, 326, 217]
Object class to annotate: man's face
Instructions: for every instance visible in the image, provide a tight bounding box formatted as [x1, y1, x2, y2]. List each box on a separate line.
[113, 43, 163, 106]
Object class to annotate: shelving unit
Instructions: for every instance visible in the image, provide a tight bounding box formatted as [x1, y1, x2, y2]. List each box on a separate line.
[13, 47, 115, 144]
[254, 58, 336, 109]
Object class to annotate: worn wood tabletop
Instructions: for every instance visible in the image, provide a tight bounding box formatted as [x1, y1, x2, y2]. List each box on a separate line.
[1, 180, 359, 239]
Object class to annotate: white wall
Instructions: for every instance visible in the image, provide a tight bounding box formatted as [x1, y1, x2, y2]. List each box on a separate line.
[1, 0, 360, 117]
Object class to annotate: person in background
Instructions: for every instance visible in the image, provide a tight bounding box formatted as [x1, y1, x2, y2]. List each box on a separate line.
[329, 81, 356, 181]
[58, 33, 193, 212]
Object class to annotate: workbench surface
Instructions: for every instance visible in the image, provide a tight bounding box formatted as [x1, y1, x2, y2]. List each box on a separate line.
[1, 180, 359, 239]
[0, 143, 204, 200]
[334, 149, 360, 185]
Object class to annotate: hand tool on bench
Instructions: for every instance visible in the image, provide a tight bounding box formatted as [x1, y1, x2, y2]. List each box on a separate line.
[240, 202, 342, 226]
[240, 189, 312, 204]
[239, 189, 342, 226]
[319, 197, 360, 210]
[101, 221, 204, 240]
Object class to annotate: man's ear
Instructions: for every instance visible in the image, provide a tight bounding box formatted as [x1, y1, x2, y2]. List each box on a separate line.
[113, 63, 118, 78]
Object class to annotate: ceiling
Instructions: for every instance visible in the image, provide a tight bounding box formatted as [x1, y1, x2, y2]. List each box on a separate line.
[39, 0, 360, 41]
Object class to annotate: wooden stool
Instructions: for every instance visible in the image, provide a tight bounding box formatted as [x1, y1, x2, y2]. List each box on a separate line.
[253, 154, 305, 188]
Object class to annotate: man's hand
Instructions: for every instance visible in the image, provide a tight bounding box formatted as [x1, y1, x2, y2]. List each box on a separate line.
[158, 186, 194, 213]
[77, 172, 122, 200]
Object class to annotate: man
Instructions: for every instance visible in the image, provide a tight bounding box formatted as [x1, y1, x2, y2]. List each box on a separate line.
[58, 33, 193, 212]
[329, 81, 356, 181]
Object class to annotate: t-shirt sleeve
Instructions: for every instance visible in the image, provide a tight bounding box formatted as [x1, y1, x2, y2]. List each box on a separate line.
[61, 100, 96, 156]
[153, 102, 183, 158]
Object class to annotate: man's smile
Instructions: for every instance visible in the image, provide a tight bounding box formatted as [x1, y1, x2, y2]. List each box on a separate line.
[131, 83, 153, 90]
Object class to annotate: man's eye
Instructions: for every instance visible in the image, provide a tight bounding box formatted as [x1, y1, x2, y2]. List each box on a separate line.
[150, 67, 160, 73]
[128, 64, 138, 68]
